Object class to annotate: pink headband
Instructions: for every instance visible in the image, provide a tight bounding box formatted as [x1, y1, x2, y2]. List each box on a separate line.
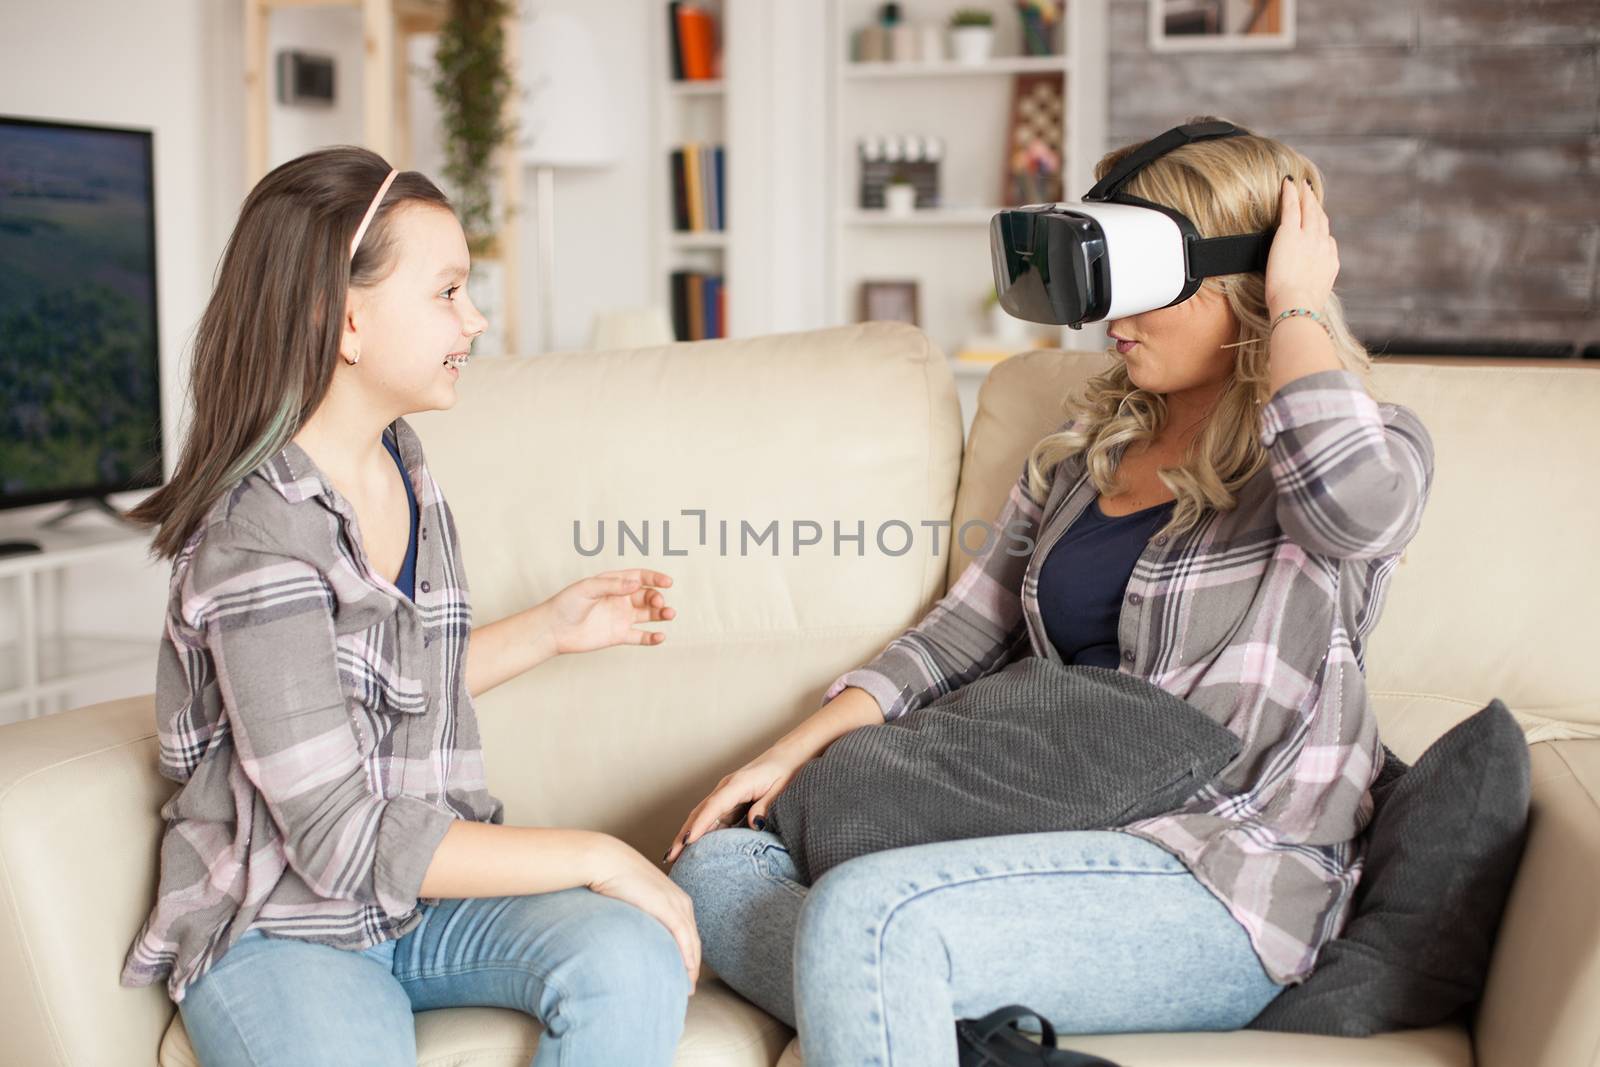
[349, 167, 399, 261]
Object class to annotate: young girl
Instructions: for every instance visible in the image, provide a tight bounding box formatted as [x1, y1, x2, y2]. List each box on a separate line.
[120, 146, 697, 1066]
[666, 120, 1435, 1064]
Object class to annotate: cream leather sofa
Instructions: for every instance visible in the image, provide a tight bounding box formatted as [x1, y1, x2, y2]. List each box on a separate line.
[2, 322, 1596, 1067]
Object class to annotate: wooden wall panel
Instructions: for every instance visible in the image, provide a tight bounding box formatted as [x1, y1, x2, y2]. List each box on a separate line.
[1102, 0, 1600, 348]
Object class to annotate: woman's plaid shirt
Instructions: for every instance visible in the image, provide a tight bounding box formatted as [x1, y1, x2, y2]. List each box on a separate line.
[824, 368, 1436, 985]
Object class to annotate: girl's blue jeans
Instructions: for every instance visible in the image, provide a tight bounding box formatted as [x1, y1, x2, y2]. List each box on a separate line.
[669, 827, 1284, 1067]
[176, 889, 690, 1066]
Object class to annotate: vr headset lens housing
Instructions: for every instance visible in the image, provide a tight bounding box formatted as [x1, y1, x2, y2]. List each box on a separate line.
[992, 203, 1190, 327]
[988, 120, 1276, 329]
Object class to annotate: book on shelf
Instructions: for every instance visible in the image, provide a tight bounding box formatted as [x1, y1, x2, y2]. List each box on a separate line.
[670, 270, 726, 341]
[668, 2, 720, 81]
[670, 142, 725, 232]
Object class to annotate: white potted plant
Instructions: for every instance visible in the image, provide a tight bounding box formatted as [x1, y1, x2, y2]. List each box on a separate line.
[949, 9, 996, 65]
[884, 172, 918, 216]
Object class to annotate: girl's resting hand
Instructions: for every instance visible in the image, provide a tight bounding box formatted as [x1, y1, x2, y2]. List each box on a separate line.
[585, 834, 701, 993]
[663, 752, 806, 866]
[546, 569, 675, 655]
[1264, 176, 1341, 320]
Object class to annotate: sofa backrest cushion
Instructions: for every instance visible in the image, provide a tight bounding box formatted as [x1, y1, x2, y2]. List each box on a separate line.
[409, 322, 964, 859]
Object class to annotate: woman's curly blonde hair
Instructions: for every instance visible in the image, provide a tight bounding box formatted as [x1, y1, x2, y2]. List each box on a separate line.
[1024, 117, 1376, 544]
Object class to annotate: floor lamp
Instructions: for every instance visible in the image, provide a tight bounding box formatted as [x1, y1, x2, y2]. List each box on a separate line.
[521, 9, 619, 353]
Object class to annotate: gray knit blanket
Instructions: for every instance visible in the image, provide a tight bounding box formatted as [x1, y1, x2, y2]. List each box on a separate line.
[767, 658, 1242, 884]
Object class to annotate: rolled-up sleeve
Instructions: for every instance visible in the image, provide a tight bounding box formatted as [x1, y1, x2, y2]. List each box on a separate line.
[1258, 368, 1435, 561]
[183, 520, 456, 918]
[822, 461, 1041, 720]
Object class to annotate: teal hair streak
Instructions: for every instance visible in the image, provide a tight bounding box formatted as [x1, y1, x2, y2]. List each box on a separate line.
[221, 390, 301, 487]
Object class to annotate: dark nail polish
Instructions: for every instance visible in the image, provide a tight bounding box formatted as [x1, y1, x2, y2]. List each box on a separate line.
[752, 816, 766, 831]
[661, 848, 671, 862]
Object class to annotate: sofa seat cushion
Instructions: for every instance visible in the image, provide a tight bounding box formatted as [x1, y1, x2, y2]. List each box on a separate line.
[775, 1022, 1471, 1066]
[158, 975, 793, 1067]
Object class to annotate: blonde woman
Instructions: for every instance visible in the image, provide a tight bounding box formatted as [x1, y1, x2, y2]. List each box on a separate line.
[666, 119, 1434, 1064]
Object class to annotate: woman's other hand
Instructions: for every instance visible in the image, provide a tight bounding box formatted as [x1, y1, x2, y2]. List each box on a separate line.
[1265, 176, 1340, 320]
[663, 752, 805, 866]
[662, 687, 886, 866]
[546, 569, 675, 655]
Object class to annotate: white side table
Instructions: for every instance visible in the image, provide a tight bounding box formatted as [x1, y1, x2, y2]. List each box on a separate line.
[0, 522, 162, 722]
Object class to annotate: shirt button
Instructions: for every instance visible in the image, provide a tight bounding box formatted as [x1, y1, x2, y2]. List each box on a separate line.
[420, 580, 431, 593]
[1127, 592, 1143, 605]
[1122, 649, 1135, 662]
[1153, 536, 1168, 546]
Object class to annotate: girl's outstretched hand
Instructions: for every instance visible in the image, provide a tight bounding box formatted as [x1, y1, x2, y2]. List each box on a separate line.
[1264, 176, 1340, 320]
[545, 569, 675, 655]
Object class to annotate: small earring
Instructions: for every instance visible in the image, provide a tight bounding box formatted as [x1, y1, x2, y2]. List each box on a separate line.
[345, 350, 360, 366]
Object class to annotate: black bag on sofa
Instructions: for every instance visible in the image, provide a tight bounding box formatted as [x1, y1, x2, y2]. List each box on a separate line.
[956, 1005, 1122, 1067]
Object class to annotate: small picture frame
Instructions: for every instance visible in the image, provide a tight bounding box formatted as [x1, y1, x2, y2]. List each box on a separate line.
[1149, 0, 1295, 52]
[859, 280, 921, 327]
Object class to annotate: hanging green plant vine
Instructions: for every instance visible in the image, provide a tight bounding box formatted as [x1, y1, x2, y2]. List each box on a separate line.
[432, 0, 519, 256]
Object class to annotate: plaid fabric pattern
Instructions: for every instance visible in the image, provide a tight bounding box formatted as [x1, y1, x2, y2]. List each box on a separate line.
[121, 417, 503, 1004]
[824, 368, 1435, 984]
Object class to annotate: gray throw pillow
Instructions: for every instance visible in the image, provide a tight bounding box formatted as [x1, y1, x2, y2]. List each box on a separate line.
[1248, 698, 1530, 1037]
[768, 659, 1241, 884]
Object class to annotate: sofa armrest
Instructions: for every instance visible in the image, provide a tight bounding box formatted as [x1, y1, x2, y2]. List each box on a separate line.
[1475, 739, 1600, 1067]
[0, 696, 175, 1067]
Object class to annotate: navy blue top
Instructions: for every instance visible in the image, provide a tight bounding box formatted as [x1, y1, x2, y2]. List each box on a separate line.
[1037, 494, 1177, 669]
[381, 429, 419, 601]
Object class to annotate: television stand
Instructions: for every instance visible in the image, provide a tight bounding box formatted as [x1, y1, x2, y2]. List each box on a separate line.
[39, 496, 140, 530]
[0, 519, 159, 722]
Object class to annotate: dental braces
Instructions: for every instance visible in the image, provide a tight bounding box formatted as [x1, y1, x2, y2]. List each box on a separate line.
[444, 353, 471, 370]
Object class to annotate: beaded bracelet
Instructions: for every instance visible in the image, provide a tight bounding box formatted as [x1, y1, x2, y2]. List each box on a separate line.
[1271, 306, 1332, 340]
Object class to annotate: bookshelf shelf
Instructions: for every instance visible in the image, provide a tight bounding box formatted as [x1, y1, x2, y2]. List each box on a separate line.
[843, 56, 1072, 79]
[668, 231, 730, 248]
[669, 79, 726, 96]
[841, 207, 1008, 227]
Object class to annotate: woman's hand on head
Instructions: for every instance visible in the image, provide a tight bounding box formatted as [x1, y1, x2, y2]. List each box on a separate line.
[662, 752, 806, 866]
[545, 569, 675, 655]
[1265, 176, 1340, 321]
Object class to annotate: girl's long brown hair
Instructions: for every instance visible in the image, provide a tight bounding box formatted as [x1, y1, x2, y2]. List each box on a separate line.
[127, 146, 451, 560]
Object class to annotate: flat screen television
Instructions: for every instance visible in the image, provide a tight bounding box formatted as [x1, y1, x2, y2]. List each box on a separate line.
[0, 115, 164, 515]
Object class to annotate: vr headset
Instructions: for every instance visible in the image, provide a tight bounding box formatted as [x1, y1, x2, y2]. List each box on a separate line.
[990, 120, 1275, 328]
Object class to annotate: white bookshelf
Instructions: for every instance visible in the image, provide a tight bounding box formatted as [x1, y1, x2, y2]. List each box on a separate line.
[649, 1, 730, 342]
[826, 0, 1111, 377]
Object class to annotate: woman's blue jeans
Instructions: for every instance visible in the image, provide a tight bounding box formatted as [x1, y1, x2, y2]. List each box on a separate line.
[176, 889, 690, 1067]
[670, 827, 1283, 1067]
